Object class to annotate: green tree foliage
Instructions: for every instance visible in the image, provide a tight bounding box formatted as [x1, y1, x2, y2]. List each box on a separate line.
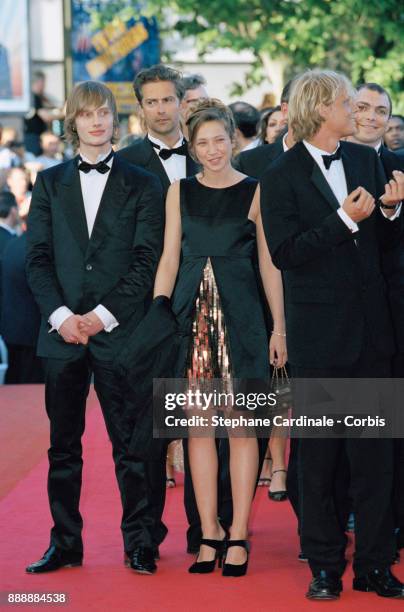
[149, 0, 404, 111]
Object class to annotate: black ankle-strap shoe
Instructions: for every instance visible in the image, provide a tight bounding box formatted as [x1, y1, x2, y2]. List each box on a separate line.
[188, 537, 227, 574]
[222, 540, 250, 577]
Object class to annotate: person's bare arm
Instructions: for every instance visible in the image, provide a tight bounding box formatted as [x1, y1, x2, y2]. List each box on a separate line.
[250, 186, 287, 367]
[153, 181, 182, 299]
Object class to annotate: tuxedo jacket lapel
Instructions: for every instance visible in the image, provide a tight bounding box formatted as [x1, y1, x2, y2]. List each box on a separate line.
[340, 142, 360, 195]
[295, 143, 341, 213]
[310, 164, 341, 212]
[59, 157, 89, 254]
[86, 155, 131, 258]
[380, 145, 404, 178]
[142, 138, 171, 193]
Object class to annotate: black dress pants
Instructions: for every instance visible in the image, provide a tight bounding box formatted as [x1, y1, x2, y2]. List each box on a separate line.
[146, 447, 168, 548]
[392, 352, 404, 549]
[44, 352, 154, 554]
[297, 437, 394, 576]
[287, 438, 351, 536]
[291, 336, 395, 577]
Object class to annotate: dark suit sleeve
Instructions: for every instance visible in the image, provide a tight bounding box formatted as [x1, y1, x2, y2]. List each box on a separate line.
[261, 166, 354, 270]
[25, 172, 65, 319]
[100, 175, 164, 324]
[374, 152, 402, 251]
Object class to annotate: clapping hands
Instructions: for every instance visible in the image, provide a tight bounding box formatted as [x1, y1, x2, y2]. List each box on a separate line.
[380, 170, 404, 215]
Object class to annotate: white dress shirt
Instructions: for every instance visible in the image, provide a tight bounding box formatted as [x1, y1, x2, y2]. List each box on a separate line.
[148, 133, 187, 183]
[48, 150, 118, 334]
[303, 141, 400, 233]
[303, 140, 358, 232]
[240, 137, 261, 152]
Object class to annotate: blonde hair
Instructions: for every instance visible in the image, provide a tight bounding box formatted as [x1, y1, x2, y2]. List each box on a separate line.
[288, 70, 355, 142]
[186, 98, 235, 162]
[64, 81, 119, 147]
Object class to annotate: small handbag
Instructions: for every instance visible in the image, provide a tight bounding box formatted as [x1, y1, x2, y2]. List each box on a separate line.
[270, 365, 293, 413]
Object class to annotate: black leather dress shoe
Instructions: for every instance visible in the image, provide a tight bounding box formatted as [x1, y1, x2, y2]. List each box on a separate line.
[124, 546, 159, 566]
[306, 572, 342, 600]
[126, 547, 157, 575]
[26, 546, 82, 574]
[353, 568, 404, 598]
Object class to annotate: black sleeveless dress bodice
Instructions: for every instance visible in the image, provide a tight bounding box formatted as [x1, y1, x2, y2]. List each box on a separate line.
[171, 176, 269, 380]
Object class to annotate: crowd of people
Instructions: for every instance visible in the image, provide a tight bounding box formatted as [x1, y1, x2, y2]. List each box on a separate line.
[1, 62, 404, 601]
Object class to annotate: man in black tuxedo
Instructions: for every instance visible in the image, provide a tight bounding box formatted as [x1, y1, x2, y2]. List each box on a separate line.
[262, 70, 404, 600]
[119, 64, 202, 554]
[236, 79, 350, 541]
[349, 82, 404, 559]
[25, 82, 164, 575]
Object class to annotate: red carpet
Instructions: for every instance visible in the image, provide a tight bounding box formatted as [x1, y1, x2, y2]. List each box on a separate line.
[0, 386, 403, 611]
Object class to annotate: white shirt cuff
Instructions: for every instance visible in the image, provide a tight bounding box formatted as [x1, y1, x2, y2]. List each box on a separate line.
[337, 208, 359, 233]
[94, 304, 119, 333]
[48, 306, 74, 333]
[380, 202, 402, 220]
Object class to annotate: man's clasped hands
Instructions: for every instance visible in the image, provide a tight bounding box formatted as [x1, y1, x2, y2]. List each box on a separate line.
[58, 312, 104, 345]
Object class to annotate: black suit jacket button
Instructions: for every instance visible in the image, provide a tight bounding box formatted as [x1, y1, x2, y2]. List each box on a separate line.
[86, 264, 93, 271]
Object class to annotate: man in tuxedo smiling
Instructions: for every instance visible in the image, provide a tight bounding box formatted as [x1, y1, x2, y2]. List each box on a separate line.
[25, 82, 164, 575]
[349, 82, 404, 561]
[261, 70, 404, 600]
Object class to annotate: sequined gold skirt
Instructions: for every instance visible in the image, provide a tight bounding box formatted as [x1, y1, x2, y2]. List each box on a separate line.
[186, 258, 232, 381]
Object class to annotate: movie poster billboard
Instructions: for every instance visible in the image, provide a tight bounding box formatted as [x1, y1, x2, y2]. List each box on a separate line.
[0, 0, 30, 113]
[71, 0, 160, 113]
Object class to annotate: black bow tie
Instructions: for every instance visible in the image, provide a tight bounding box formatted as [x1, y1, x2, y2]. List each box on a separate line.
[322, 147, 342, 170]
[150, 140, 187, 160]
[78, 150, 114, 174]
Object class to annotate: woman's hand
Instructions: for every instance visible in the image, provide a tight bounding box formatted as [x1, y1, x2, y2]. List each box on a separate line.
[269, 333, 287, 368]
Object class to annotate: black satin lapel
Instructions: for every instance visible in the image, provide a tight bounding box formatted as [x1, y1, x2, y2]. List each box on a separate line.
[86, 157, 130, 257]
[310, 164, 340, 212]
[142, 140, 171, 192]
[341, 146, 359, 195]
[380, 146, 404, 179]
[59, 159, 89, 253]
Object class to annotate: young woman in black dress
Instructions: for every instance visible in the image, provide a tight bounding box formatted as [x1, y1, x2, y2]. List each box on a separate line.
[153, 99, 287, 576]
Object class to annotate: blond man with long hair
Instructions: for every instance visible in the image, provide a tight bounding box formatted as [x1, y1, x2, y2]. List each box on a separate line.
[261, 69, 404, 600]
[25, 81, 164, 575]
